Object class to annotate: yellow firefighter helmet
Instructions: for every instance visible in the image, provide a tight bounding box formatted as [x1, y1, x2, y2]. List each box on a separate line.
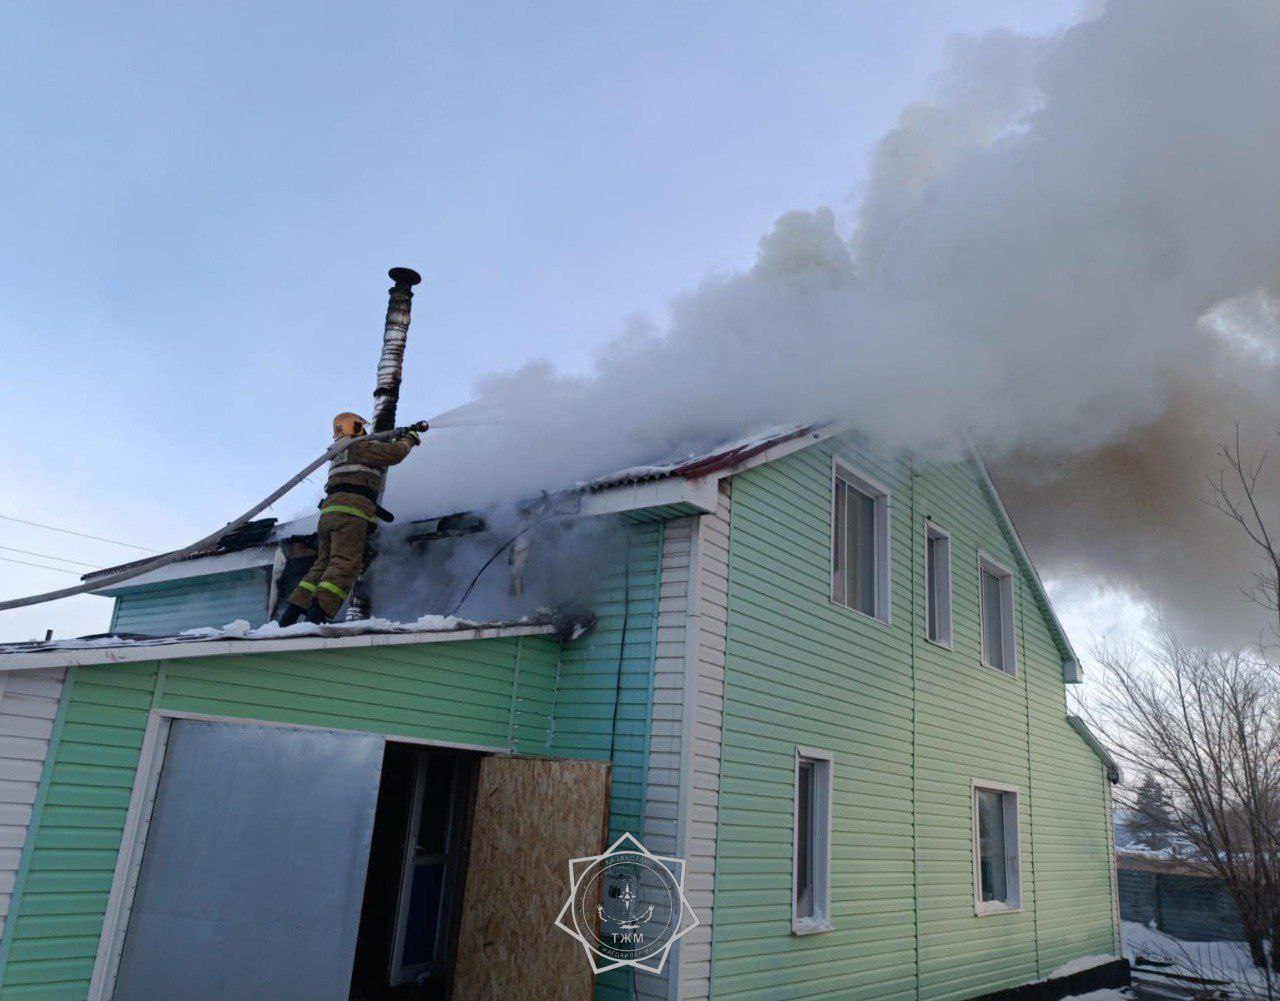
[332, 412, 368, 438]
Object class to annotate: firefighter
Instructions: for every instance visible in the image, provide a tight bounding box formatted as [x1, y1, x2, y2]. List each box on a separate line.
[274, 412, 427, 626]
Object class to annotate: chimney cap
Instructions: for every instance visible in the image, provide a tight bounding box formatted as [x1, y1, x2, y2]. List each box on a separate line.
[388, 266, 422, 287]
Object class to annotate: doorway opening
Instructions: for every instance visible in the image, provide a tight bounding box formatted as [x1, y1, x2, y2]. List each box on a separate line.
[349, 743, 477, 1001]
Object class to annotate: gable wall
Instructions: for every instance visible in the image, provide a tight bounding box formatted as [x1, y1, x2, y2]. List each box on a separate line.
[708, 438, 1116, 1000]
[108, 568, 272, 636]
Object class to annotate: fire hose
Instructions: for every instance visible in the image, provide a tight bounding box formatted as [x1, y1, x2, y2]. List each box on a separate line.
[0, 424, 428, 613]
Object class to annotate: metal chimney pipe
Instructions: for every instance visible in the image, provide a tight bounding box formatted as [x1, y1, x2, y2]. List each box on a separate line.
[371, 266, 422, 433]
[347, 267, 422, 622]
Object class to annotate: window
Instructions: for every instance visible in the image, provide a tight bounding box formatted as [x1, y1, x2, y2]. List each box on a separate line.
[831, 462, 890, 621]
[972, 782, 1021, 913]
[793, 748, 834, 934]
[979, 555, 1015, 674]
[925, 523, 951, 646]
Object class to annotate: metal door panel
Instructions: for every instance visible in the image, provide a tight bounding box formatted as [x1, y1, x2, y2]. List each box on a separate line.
[113, 719, 384, 1001]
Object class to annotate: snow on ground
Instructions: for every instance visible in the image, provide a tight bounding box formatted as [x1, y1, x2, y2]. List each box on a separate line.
[1050, 955, 1121, 979]
[1062, 991, 1130, 1001]
[1124, 919, 1277, 998]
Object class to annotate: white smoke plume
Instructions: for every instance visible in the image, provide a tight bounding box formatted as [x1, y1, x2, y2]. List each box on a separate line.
[387, 1, 1280, 645]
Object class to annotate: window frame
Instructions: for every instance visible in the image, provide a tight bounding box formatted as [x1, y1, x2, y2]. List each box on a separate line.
[977, 552, 1016, 676]
[792, 746, 835, 935]
[829, 459, 892, 625]
[971, 779, 1022, 915]
[924, 521, 952, 648]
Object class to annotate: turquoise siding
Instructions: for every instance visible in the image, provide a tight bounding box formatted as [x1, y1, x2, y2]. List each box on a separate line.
[551, 521, 664, 1001]
[108, 568, 271, 636]
[710, 439, 1115, 1000]
[552, 520, 663, 840]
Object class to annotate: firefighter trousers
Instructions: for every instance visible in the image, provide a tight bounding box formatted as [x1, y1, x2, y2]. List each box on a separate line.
[287, 511, 371, 617]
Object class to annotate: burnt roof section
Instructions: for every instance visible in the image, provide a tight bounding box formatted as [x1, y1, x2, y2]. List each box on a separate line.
[585, 424, 818, 492]
[84, 424, 824, 583]
[80, 518, 283, 583]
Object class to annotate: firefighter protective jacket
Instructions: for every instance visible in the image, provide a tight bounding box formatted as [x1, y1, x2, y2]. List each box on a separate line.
[321, 429, 420, 523]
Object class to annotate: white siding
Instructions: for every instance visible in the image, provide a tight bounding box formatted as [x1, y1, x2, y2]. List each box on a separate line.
[633, 482, 732, 1001]
[677, 481, 730, 1001]
[0, 667, 66, 934]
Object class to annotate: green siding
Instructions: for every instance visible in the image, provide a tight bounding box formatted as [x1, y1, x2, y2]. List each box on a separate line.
[551, 520, 663, 840]
[711, 439, 1115, 1001]
[551, 521, 664, 1001]
[108, 568, 271, 636]
[0, 636, 560, 999]
[0, 519, 667, 1000]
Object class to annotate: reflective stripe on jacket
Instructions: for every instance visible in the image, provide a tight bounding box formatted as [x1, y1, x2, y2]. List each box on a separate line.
[323, 432, 419, 520]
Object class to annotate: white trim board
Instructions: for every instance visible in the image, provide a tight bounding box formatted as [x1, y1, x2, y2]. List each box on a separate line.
[90, 546, 280, 595]
[0, 623, 558, 673]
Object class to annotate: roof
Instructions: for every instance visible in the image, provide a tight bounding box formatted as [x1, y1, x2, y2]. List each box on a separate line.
[61, 422, 1090, 691]
[79, 517, 304, 586]
[0, 615, 558, 672]
[84, 425, 828, 590]
[586, 424, 818, 491]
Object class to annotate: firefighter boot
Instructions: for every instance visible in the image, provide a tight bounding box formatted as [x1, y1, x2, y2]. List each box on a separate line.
[305, 604, 331, 625]
[274, 602, 307, 628]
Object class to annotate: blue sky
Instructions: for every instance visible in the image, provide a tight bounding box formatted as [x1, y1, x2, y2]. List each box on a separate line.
[0, 1, 1087, 641]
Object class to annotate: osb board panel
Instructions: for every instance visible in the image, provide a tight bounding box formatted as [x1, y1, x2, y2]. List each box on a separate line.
[453, 755, 610, 1001]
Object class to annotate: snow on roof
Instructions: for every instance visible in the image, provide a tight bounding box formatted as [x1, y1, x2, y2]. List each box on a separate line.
[0, 614, 559, 672]
[585, 424, 819, 491]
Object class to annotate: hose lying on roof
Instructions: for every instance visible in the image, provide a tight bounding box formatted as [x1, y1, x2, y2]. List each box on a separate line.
[0, 427, 423, 613]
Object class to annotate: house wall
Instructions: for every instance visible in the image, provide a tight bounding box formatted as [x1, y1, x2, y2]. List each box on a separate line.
[708, 438, 1116, 1001]
[0, 635, 559, 999]
[0, 670, 66, 942]
[0, 520, 669, 1000]
[625, 489, 732, 1001]
[549, 519, 665, 1001]
[674, 482, 732, 1001]
[107, 567, 272, 636]
[552, 519, 664, 843]
[631, 516, 694, 1001]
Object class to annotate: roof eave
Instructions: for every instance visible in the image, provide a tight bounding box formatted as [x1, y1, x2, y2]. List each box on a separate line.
[0, 622, 558, 673]
[90, 545, 281, 596]
[1068, 714, 1123, 784]
[581, 425, 838, 517]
